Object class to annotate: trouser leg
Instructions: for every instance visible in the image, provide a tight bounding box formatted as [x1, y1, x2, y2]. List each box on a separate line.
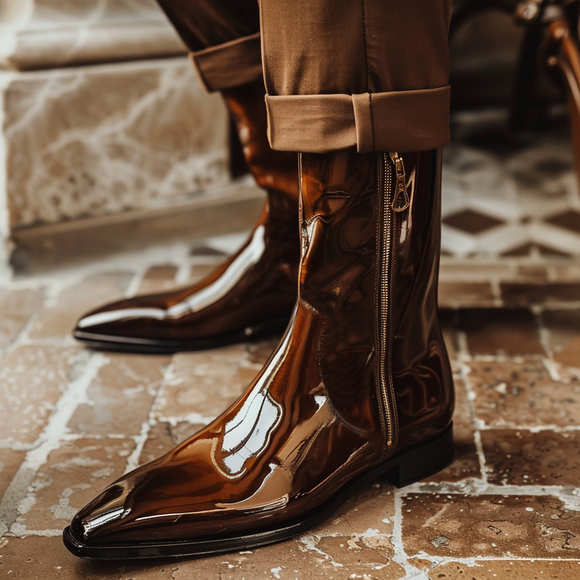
[258, 0, 452, 152]
[156, 0, 263, 91]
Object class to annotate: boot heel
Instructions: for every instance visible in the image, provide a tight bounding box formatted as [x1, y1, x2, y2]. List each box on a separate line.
[384, 424, 454, 488]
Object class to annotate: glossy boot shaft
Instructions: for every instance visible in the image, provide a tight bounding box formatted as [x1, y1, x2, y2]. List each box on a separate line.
[64, 148, 454, 559]
[74, 82, 300, 353]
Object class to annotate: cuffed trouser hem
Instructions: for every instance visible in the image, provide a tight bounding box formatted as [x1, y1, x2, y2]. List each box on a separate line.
[265, 86, 451, 153]
[191, 32, 263, 92]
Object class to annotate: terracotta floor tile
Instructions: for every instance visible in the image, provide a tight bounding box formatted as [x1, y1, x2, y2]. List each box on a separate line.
[203, 537, 405, 580]
[0, 536, 204, 580]
[517, 265, 550, 281]
[425, 380, 480, 483]
[189, 263, 220, 283]
[0, 345, 81, 445]
[468, 359, 580, 427]
[457, 309, 544, 356]
[0, 288, 43, 350]
[402, 493, 580, 558]
[439, 310, 460, 372]
[553, 337, 580, 372]
[501, 243, 572, 259]
[136, 265, 178, 294]
[313, 482, 395, 537]
[67, 353, 171, 436]
[13, 437, 134, 534]
[500, 282, 580, 305]
[2, 226, 580, 576]
[153, 346, 259, 420]
[0, 537, 81, 580]
[245, 337, 281, 366]
[0, 449, 25, 499]
[546, 210, 580, 234]
[439, 260, 514, 281]
[0, 535, 404, 580]
[139, 420, 206, 465]
[542, 309, 580, 370]
[438, 282, 495, 308]
[190, 244, 228, 257]
[424, 560, 580, 580]
[482, 429, 580, 486]
[550, 263, 580, 282]
[29, 272, 133, 339]
[543, 309, 580, 348]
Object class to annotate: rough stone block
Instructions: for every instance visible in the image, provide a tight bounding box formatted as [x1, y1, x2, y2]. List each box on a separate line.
[0, 57, 229, 229]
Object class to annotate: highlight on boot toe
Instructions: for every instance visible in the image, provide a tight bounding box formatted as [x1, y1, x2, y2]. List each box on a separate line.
[72, 296, 178, 352]
[62, 424, 454, 560]
[64, 149, 455, 561]
[72, 297, 293, 354]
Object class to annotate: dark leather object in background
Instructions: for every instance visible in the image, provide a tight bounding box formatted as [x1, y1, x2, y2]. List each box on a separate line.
[450, 1, 563, 111]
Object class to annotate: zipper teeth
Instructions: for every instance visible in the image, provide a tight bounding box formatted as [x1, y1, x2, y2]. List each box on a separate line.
[376, 152, 398, 452]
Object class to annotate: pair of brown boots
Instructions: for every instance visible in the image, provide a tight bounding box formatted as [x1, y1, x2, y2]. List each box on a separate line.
[63, 83, 454, 560]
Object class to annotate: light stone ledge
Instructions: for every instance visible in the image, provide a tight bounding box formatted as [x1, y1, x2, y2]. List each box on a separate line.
[0, 22, 186, 71]
[0, 56, 230, 233]
[0, 0, 186, 70]
[11, 180, 265, 274]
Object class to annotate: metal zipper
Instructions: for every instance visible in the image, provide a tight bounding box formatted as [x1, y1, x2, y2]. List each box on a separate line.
[391, 152, 410, 213]
[376, 152, 405, 456]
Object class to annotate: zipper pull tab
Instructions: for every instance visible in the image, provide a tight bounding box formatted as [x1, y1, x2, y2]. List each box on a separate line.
[389, 152, 410, 212]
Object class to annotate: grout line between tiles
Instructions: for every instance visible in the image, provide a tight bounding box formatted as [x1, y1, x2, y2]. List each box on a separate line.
[0, 351, 108, 536]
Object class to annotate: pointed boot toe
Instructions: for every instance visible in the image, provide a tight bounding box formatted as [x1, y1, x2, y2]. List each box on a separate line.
[74, 295, 178, 352]
[65, 148, 455, 560]
[73, 200, 299, 353]
[67, 481, 129, 548]
[65, 455, 214, 557]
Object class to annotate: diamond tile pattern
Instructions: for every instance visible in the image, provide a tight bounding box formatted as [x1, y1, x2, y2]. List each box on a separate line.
[546, 209, 580, 234]
[442, 209, 504, 234]
[441, 128, 580, 260]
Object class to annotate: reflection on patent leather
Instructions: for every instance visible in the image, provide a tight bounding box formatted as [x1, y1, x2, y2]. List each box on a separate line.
[73, 81, 300, 353]
[63, 148, 454, 560]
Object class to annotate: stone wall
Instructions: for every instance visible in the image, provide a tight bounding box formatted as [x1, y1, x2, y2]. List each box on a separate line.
[0, 0, 231, 269]
[0, 0, 185, 70]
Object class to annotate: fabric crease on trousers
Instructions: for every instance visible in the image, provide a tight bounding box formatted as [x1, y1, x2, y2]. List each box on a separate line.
[158, 0, 452, 153]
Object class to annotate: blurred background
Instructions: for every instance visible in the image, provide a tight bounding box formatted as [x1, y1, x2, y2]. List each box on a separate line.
[0, 0, 579, 303]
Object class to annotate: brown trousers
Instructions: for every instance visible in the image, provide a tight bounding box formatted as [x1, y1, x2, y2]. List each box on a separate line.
[157, 0, 451, 153]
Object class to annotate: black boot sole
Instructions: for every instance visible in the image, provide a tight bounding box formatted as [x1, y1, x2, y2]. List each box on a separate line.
[73, 317, 291, 354]
[62, 423, 454, 560]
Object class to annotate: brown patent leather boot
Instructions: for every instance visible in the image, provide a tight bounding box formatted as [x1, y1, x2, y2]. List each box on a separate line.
[73, 81, 299, 353]
[63, 148, 454, 559]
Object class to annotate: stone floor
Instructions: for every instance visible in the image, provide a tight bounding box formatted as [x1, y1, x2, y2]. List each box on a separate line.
[0, 230, 578, 580]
